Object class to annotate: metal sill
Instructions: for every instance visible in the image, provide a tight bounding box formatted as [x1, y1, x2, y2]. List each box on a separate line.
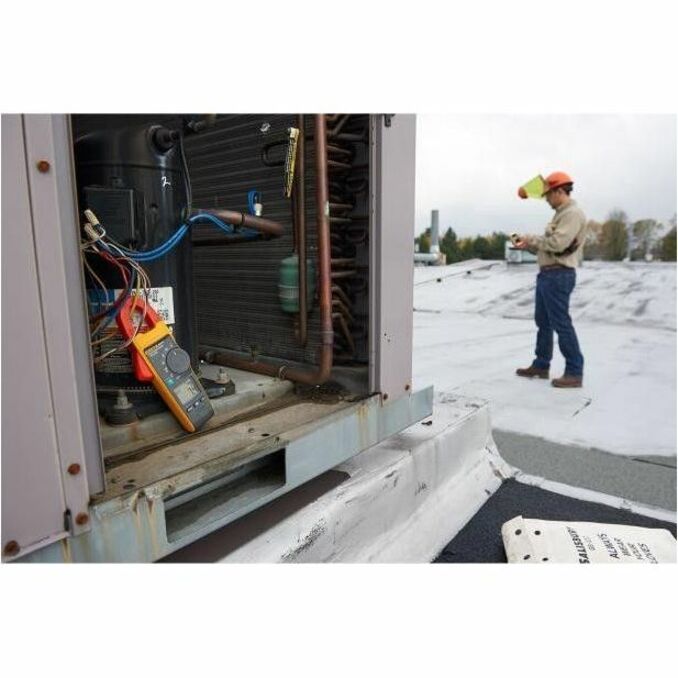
[18, 386, 433, 562]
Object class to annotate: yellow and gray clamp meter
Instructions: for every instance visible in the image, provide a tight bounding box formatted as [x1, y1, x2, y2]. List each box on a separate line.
[117, 297, 214, 432]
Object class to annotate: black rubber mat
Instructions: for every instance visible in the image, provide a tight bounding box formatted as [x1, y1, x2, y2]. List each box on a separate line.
[434, 479, 677, 563]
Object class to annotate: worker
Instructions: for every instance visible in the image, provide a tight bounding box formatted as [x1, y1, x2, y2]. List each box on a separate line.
[513, 171, 587, 388]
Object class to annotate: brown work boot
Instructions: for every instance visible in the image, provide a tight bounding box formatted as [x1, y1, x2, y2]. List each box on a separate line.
[516, 366, 549, 379]
[551, 375, 583, 388]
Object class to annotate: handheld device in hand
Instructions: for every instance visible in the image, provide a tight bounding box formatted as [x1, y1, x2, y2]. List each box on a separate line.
[117, 297, 214, 432]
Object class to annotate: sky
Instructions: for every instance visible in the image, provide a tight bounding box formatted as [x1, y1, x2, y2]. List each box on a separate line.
[414, 114, 677, 238]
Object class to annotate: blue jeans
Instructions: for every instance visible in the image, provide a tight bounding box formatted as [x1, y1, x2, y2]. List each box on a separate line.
[531, 268, 584, 376]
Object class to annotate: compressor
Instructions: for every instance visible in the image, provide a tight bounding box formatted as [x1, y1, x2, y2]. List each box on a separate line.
[75, 116, 284, 423]
[75, 121, 197, 420]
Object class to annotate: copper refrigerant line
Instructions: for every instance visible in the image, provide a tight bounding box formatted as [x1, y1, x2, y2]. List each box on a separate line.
[295, 114, 308, 347]
[190, 208, 285, 238]
[325, 114, 369, 361]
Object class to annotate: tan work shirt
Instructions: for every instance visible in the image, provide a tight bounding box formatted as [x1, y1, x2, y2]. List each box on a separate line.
[526, 200, 588, 268]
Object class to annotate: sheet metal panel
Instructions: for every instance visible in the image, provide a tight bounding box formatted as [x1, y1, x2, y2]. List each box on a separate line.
[369, 114, 416, 400]
[1, 115, 68, 557]
[22, 115, 104, 526]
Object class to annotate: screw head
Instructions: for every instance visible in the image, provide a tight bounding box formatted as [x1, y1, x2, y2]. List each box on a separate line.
[75, 512, 89, 526]
[215, 367, 231, 384]
[3, 540, 20, 557]
[36, 160, 51, 173]
[67, 463, 81, 475]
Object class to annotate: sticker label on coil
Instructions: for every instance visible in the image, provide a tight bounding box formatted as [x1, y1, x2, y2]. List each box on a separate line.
[89, 286, 175, 325]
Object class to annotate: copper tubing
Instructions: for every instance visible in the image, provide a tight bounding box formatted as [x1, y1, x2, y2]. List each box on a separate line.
[332, 132, 366, 143]
[333, 312, 356, 355]
[331, 270, 357, 280]
[328, 159, 352, 171]
[203, 114, 333, 385]
[333, 298, 355, 324]
[296, 114, 308, 347]
[191, 208, 284, 238]
[344, 177, 369, 194]
[328, 115, 351, 137]
[332, 284, 352, 308]
[326, 115, 365, 363]
[327, 144, 352, 157]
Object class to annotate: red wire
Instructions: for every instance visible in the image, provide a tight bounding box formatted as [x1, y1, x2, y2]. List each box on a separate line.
[88, 252, 131, 321]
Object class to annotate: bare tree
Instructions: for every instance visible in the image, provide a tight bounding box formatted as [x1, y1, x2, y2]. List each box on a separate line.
[607, 209, 628, 224]
[583, 219, 604, 259]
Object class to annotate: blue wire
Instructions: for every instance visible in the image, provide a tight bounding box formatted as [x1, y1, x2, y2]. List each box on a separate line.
[190, 212, 259, 242]
[100, 196, 263, 264]
[89, 192, 265, 327]
[111, 223, 189, 262]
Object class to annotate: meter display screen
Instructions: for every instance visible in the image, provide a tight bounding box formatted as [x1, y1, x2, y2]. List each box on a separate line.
[175, 379, 200, 405]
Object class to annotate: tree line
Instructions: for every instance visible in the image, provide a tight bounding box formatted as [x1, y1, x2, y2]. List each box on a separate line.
[415, 212, 677, 262]
[416, 229, 509, 263]
[582, 210, 676, 262]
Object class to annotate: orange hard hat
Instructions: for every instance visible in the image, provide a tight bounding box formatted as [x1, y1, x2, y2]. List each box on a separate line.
[542, 171, 573, 195]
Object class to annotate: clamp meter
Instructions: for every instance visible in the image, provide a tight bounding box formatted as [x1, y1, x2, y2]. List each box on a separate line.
[117, 297, 214, 432]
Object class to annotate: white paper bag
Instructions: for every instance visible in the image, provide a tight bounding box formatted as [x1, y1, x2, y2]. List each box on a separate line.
[502, 515, 677, 564]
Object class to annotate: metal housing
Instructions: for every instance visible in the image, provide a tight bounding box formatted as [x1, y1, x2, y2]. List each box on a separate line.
[1, 113, 424, 562]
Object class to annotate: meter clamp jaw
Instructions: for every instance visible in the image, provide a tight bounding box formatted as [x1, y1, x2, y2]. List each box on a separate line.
[116, 298, 214, 432]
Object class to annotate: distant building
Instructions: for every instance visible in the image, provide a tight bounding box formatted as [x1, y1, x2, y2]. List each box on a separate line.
[414, 251, 447, 266]
[414, 209, 447, 266]
[505, 241, 537, 264]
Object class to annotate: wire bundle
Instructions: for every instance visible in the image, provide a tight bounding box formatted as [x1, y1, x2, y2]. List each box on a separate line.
[100, 211, 262, 264]
[80, 195, 264, 362]
[80, 212, 151, 362]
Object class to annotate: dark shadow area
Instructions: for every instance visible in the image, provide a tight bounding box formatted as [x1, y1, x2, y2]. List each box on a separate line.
[435, 479, 676, 563]
[494, 429, 677, 511]
[161, 469, 349, 562]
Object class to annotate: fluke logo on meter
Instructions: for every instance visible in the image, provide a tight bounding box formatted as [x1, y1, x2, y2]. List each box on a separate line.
[117, 297, 214, 432]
